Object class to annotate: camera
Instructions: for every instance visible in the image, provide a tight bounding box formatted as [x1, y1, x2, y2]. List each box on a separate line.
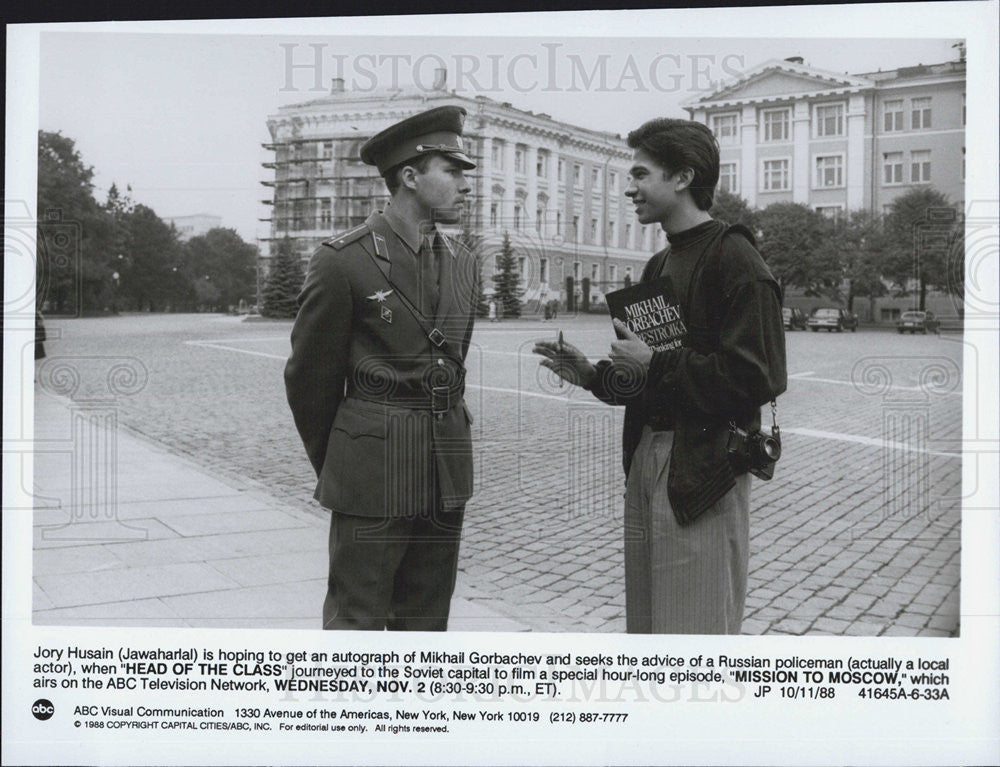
[727, 423, 781, 481]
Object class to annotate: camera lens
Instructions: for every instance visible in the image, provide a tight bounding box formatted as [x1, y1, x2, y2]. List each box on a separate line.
[760, 437, 781, 461]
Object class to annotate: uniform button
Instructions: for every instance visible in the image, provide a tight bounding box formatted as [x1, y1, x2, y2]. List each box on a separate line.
[437, 359, 445, 366]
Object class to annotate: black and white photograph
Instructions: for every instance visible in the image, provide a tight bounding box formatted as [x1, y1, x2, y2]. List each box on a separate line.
[4, 4, 999, 765]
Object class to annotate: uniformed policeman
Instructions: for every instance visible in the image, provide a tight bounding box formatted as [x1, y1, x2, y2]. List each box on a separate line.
[284, 105, 479, 630]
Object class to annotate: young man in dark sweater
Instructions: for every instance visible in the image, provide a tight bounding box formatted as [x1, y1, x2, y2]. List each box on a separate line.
[535, 118, 786, 634]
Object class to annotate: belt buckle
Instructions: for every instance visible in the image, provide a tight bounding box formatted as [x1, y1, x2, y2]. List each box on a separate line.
[431, 385, 449, 419]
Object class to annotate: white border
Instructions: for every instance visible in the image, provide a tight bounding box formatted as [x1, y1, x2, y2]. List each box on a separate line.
[5, 4, 999, 765]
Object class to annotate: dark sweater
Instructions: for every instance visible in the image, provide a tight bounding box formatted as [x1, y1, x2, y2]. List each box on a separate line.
[588, 219, 787, 523]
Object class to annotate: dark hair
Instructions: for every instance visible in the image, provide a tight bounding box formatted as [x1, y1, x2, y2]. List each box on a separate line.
[626, 118, 720, 210]
[382, 154, 435, 195]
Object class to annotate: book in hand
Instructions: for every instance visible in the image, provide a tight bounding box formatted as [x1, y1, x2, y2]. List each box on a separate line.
[604, 276, 687, 352]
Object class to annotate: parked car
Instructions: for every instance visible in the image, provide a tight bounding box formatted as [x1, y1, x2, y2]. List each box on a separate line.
[782, 307, 807, 331]
[897, 310, 941, 334]
[807, 307, 859, 332]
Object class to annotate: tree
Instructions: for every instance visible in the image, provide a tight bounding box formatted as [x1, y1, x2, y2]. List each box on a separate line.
[757, 202, 841, 298]
[491, 232, 523, 319]
[36, 130, 114, 314]
[261, 237, 305, 318]
[118, 204, 185, 312]
[709, 189, 757, 230]
[182, 228, 258, 311]
[830, 210, 889, 315]
[881, 187, 959, 310]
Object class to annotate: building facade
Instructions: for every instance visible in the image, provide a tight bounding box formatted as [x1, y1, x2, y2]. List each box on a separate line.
[684, 55, 965, 219]
[261, 78, 667, 311]
[164, 214, 223, 241]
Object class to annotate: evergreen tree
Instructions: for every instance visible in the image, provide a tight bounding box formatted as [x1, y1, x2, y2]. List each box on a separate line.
[491, 232, 523, 319]
[261, 237, 305, 318]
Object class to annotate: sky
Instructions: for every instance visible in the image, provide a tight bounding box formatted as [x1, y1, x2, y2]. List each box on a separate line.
[35, 20, 963, 244]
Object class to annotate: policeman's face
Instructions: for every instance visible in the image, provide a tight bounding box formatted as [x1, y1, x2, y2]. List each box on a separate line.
[412, 154, 471, 224]
[625, 148, 683, 227]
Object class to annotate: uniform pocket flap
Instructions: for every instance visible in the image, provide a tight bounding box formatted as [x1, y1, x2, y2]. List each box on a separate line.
[332, 405, 387, 438]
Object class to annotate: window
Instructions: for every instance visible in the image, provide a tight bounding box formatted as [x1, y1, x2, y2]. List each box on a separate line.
[540, 258, 549, 285]
[625, 265, 634, 283]
[762, 158, 790, 191]
[910, 150, 931, 183]
[816, 205, 843, 221]
[321, 141, 333, 159]
[519, 256, 527, 280]
[558, 158, 565, 181]
[590, 217, 599, 241]
[573, 261, 581, 281]
[883, 152, 903, 185]
[490, 202, 498, 228]
[609, 264, 618, 282]
[883, 100, 904, 132]
[591, 263, 600, 281]
[762, 109, 789, 142]
[513, 204, 522, 230]
[609, 171, 618, 192]
[320, 198, 332, 227]
[814, 155, 843, 188]
[625, 223, 633, 247]
[911, 97, 931, 129]
[536, 206, 544, 232]
[491, 141, 504, 169]
[607, 220, 616, 244]
[592, 167, 601, 187]
[719, 162, 739, 193]
[573, 164, 582, 185]
[881, 308, 901, 322]
[572, 215, 580, 242]
[536, 151, 548, 177]
[815, 103, 844, 137]
[515, 146, 526, 175]
[556, 211, 562, 234]
[711, 113, 738, 144]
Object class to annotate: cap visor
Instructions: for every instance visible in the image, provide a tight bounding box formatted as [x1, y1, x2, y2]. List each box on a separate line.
[446, 150, 476, 169]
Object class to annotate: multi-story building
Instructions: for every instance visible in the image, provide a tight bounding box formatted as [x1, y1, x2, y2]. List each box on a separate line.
[261, 75, 665, 310]
[684, 54, 965, 322]
[683, 54, 965, 218]
[164, 213, 223, 241]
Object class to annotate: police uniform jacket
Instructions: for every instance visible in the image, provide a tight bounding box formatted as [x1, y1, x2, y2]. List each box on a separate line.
[285, 210, 478, 517]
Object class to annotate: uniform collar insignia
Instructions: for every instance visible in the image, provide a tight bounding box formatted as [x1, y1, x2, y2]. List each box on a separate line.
[367, 289, 394, 302]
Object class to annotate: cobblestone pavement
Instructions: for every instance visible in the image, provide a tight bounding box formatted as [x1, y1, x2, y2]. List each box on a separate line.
[35, 313, 964, 635]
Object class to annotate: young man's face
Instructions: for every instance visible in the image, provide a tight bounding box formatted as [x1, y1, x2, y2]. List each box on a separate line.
[625, 148, 683, 226]
[411, 154, 471, 224]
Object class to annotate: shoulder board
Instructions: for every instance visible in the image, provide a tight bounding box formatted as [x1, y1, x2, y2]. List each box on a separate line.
[324, 224, 369, 251]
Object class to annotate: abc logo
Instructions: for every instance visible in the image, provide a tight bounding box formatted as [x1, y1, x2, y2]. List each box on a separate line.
[32, 699, 55, 721]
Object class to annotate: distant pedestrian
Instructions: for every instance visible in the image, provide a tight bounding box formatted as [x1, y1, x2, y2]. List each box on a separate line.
[488, 298, 498, 322]
[35, 311, 47, 360]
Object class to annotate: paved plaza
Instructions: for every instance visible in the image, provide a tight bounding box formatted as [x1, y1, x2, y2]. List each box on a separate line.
[27, 312, 964, 635]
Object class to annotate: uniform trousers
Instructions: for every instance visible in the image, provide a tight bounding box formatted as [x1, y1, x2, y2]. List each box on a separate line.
[623, 426, 751, 634]
[323, 503, 464, 631]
